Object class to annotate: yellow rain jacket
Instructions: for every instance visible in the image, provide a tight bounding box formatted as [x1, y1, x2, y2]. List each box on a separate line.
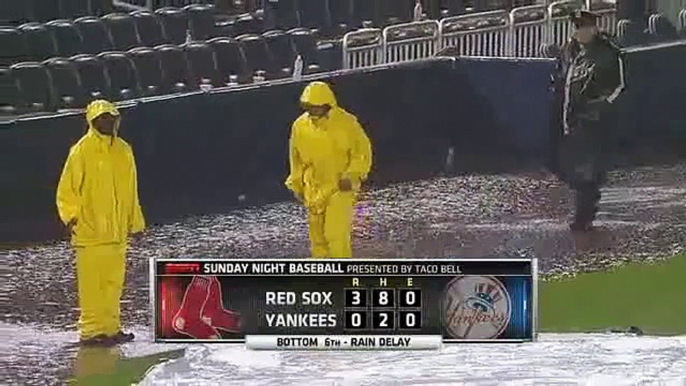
[56, 100, 145, 247]
[56, 100, 145, 340]
[286, 82, 372, 257]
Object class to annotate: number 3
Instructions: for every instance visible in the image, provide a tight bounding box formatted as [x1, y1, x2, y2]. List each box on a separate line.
[352, 291, 361, 305]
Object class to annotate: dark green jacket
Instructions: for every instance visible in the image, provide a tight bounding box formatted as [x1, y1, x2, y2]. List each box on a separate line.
[562, 33, 625, 131]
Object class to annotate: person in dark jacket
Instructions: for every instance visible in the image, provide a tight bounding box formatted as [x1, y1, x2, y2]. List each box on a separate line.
[559, 10, 625, 231]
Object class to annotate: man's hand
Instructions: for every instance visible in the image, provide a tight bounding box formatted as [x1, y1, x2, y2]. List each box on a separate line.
[293, 192, 304, 203]
[338, 178, 353, 192]
[64, 218, 77, 237]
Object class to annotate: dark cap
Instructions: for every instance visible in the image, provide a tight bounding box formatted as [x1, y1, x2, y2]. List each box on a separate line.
[570, 9, 600, 27]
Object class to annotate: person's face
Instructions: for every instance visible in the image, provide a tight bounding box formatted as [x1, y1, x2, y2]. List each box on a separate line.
[302, 103, 331, 120]
[573, 24, 597, 44]
[92, 113, 118, 136]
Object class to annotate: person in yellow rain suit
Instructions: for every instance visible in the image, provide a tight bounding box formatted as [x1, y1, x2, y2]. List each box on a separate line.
[286, 81, 373, 258]
[57, 100, 146, 346]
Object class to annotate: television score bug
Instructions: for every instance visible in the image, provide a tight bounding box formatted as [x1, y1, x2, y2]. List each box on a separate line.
[151, 258, 537, 350]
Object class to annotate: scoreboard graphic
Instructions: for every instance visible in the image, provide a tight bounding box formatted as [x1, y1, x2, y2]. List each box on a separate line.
[151, 258, 538, 350]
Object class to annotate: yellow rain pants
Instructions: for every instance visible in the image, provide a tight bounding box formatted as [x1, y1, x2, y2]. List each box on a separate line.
[286, 82, 373, 258]
[56, 100, 146, 340]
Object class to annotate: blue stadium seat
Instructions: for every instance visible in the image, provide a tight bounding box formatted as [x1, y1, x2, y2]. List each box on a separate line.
[287, 28, 321, 74]
[155, 7, 189, 45]
[0, 67, 24, 115]
[183, 41, 222, 88]
[234, 13, 263, 36]
[207, 37, 250, 84]
[263, 30, 296, 75]
[98, 51, 141, 101]
[43, 57, 87, 109]
[74, 16, 114, 54]
[236, 33, 281, 79]
[131, 10, 168, 47]
[0, 27, 28, 66]
[263, 0, 300, 30]
[102, 13, 142, 51]
[0, 1, 34, 26]
[45, 20, 84, 58]
[71, 54, 112, 100]
[185, 3, 217, 41]
[127, 47, 165, 96]
[17, 23, 58, 62]
[377, 0, 414, 25]
[58, 0, 90, 19]
[351, 0, 376, 27]
[155, 44, 197, 93]
[298, 0, 332, 33]
[315, 38, 342, 72]
[329, 0, 354, 34]
[9, 61, 56, 113]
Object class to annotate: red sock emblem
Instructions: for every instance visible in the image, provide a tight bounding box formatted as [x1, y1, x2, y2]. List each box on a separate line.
[202, 276, 241, 333]
[172, 276, 220, 339]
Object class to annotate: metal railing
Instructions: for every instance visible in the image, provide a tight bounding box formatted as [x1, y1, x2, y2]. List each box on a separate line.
[343, 1, 619, 69]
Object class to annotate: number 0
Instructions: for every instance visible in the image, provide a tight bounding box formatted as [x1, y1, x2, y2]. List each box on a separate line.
[405, 291, 416, 306]
[405, 313, 416, 327]
[351, 313, 362, 327]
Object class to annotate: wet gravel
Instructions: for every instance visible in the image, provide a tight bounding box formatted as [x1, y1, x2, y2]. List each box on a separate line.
[2, 163, 685, 385]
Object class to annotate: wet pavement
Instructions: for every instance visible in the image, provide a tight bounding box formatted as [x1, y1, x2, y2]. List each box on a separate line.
[2, 163, 685, 385]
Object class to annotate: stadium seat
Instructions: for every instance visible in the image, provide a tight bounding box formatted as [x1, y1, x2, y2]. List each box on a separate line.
[131, 11, 168, 47]
[236, 34, 282, 79]
[0, 27, 28, 66]
[74, 17, 114, 54]
[649, 14, 679, 42]
[9, 62, 56, 113]
[43, 57, 87, 109]
[185, 3, 217, 41]
[444, 0, 467, 17]
[315, 38, 343, 72]
[298, 0, 332, 34]
[262, 30, 296, 75]
[287, 28, 321, 72]
[377, 0, 414, 25]
[0, 67, 24, 115]
[155, 7, 189, 45]
[127, 47, 165, 96]
[351, 0, 376, 27]
[17, 23, 58, 62]
[59, 0, 91, 19]
[71, 54, 112, 100]
[155, 44, 197, 93]
[0, 1, 33, 26]
[45, 20, 84, 58]
[234, 13, 263, 36]
[183, 41, 222, 88]
[102, 13, 142, 51]
[32, 0, 61, 23]
[207, 37, 250, 84]
[98, 52, 141, 101]
[329, 0, 354, 34]
[263, 0, 299, 30]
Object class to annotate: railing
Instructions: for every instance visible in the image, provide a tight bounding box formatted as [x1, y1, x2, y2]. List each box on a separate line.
[680, 9, 686, 33]
[343, 2, 619, 69]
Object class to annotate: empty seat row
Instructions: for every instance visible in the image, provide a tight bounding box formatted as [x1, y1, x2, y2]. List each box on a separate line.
[1, 30, 342, 116]
[0, 5, 223, 67]
[0, 0, 112, 25]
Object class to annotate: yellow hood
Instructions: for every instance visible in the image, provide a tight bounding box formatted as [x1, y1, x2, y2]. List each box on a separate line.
[86, 99, 121, 137]
[300, 81, 338, 107]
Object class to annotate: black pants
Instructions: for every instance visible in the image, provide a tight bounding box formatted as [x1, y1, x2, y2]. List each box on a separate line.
[558, 121, 607, 224]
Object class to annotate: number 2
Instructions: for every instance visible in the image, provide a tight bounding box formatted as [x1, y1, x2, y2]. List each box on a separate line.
[379, 312, 388, 327]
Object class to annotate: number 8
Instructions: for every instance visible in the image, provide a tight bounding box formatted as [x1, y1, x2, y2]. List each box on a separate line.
[379, 291, 388, 305]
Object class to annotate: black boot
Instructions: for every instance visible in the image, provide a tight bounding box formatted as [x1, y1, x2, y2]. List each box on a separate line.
[80, 334, 115, 347]
[571, 183, 600, 231]
[112, 331, 135, 344]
